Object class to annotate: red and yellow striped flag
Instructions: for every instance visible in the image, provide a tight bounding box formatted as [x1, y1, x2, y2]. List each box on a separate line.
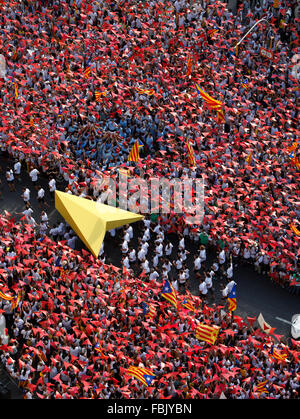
[186, 139, 196, 167]
[186, 55, 192, 77]
[195, 83, 223, 110]
[127, 366, 155, 386]
[290, 222, 300, 237]
[0, 290, 15, 302]
[136, 87, 155, 95]
[245, 152, 252, 165]
[195, 323, 219, 345]
[95, 90, 107, 101]
[128, 140, 140, 162]
[256, 380, 269, 393]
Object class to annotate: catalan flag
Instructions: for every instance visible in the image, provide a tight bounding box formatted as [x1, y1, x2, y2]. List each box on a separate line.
[269, 345, 287, 362]
[256, 380, 269, 393]
[84, 58, 91, 79]
[11, 292, 21, 312]
[30, 116, 34, 128]
[128, 139, 142, 162]
[127, 366, 155, 387]
[94, 340, 107, 359]
[227, 283, 237, 312]
[12, 47, 18, 61]
[216, 109, 225, 124]
[245, 152, 252, 165]
[207, 25, 219, 38]
[0, 289, 15, 302]
[290, 222, 300, 237]
[182, 297, 195, 312]
[195, 323, 219, 345]
[95, 90, 107, 101]
[14, 81, 18, 99]
[241, 78, 249, 89]
[186, 139, 196, 167]
[194, 83, 223, 111]
[142, 302, 156, 321]
[186, 54, 192, 77]
[161, 279, 177, 308]
[136, 87, 155, 95]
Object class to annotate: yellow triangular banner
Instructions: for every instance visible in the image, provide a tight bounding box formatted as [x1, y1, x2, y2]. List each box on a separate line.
[55, 191, 143, 258]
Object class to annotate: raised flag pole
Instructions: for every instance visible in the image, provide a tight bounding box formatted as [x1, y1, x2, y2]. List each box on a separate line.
[234, 18, 270, 50]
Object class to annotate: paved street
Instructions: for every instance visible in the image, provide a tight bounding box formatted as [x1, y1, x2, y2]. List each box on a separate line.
[0, 151, 299, 339]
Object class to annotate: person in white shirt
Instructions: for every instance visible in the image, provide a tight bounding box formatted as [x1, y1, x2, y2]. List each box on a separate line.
[152, 252, 159, 268]
[29, 168, 39, 184]
[199, 245, 206, 263]
[122, 255, 130, 270]
[141, 258, 150, 274]
[41, 211, 48, 223]
[141, 241, 149, 255]
[171, 278, 179, 292]
[128, 248, 136, 263]
[218, 249, 226, 265]
[121, 239, 129, 255]
[205, 273, 214, 297]
[37, 186, 47, 208]
[22, 187, 30, 205]
[125, 225, 134, 240]
[165, 241, 173, 256]
[155, 242, 163, 257]
[222, 280, 236, 298]
[226, 263, 233, 279]
[194, 255, 202, 271]
[138, 246, 146, 262]
[149, 269, 159, 282]
[199, 280, 208, 299]
[14, 160, 21, 181]
[178, 236, 185, 251]
[6, 169, 15, 191]
[142, 228, 150, 242]
[19, 206, 33, 222]
[178, 269, 187, 290]
[174, 258, 183, 271]
[49, 178, 56, 193]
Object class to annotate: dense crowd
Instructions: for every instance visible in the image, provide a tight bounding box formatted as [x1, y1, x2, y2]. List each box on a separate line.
[0, 0, 299, 399]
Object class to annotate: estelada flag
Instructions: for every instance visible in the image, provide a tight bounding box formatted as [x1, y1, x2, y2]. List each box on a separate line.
[182, 297, 195, 312]
[227, 284, 237, 312]
[84, 58, 91, 79]
[161, 279, 177, 308]
[94, 340, 107, 359]
[127, 366, 155, 387]
[195, 323, 219, 345]
[269, 345, 287, 362]
[142, 301, 156, 321]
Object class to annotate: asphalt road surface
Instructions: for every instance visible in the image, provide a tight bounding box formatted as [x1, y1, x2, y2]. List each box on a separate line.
[0, 151, 299, 339]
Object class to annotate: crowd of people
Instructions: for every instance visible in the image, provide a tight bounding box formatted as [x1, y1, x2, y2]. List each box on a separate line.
[0, 0, 299, 399]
